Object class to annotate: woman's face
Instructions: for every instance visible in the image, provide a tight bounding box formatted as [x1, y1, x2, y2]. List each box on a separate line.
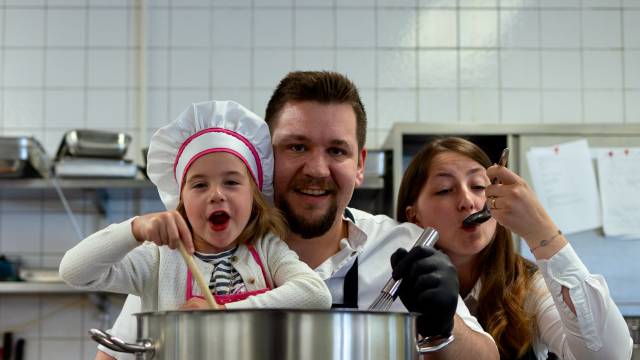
[406, 151, 497, 264]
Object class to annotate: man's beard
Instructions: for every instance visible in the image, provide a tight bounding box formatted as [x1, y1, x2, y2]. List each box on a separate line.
[278, 197, 338, 239]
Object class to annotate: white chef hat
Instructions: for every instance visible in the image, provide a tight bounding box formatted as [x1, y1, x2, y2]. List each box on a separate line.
[147, 100, 273, 210]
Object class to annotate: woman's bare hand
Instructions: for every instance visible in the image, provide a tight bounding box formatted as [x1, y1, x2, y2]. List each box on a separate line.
[485, 165, 556, 242]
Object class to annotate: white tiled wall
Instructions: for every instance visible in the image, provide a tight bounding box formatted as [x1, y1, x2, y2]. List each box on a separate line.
[1, 0, 639, 358]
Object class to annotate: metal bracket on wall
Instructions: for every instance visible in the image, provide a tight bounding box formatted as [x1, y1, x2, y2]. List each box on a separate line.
[94, 189, 110, 216]
[88, 293, 115, 330]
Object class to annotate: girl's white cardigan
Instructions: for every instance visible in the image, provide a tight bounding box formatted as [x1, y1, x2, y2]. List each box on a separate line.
[59, 218, 331, 311]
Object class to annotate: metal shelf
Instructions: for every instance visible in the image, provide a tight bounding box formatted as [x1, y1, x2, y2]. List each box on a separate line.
[0, 282, 90, 294]
[0, 176, 153, 190]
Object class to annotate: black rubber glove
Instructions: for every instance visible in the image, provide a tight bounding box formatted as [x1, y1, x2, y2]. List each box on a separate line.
[390, 246, 459, 338]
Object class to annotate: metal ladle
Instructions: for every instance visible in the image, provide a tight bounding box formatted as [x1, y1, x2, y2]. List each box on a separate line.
[462, 148, 509, 227]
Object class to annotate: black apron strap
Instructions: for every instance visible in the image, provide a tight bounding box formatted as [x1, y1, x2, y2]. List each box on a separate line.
[331, 208, 358, 309]
[331, 258, 358, 309]
[344, 208, 355, 222]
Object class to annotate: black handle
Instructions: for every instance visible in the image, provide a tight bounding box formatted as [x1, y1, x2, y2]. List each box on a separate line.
[2, 332, 12, 360]
[14, 339, 25, 360]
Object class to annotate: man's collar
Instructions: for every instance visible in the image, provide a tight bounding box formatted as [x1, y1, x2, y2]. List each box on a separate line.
[341, 208, 367, 251]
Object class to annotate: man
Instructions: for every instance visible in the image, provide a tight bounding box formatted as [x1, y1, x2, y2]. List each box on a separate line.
[96, 72, 499, 359]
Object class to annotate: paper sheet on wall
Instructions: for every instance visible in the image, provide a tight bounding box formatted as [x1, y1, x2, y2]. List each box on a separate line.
[596, 148, 640, 237]
[526, 139, 601, 235]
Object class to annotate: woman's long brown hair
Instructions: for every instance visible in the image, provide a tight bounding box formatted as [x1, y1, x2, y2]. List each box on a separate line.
[396, 137, 537, 358]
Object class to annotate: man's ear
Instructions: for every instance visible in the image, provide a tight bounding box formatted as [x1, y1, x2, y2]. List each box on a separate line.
[354, 147, 367, 187]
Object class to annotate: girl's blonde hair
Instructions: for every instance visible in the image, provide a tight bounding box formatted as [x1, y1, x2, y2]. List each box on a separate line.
[396, 137, 537, 358]
[176, 167, 287, 245]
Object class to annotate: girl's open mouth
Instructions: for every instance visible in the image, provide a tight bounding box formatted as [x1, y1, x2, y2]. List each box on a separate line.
[209, 211, 230, 231]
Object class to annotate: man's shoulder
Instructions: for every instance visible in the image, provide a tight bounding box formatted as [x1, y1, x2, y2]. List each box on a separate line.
[347, 207, 423, 249]
[347, 207, 396, 226]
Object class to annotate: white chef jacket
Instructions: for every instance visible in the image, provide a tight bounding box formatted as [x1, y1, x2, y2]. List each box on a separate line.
[319, 207, 488, 336]
[463, 243, 633, 360]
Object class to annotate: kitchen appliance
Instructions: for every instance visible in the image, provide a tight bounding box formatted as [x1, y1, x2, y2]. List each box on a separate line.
[0, 255, 20, 281]
[54, 157, 138, 178]
[13, 339, 24, 360]
[349, 150, 393, 216]
[18, 268, 62, 283]
[628, 317, 640, 360]
[0, 136, 49, 178]
[1, 332, 12, 360]
[91, 309, 439, 360]
[56, 129, 131, 159]
[54, 130, 137, 178]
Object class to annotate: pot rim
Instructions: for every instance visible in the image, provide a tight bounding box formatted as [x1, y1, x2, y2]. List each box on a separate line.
[133, 308, 419, 317]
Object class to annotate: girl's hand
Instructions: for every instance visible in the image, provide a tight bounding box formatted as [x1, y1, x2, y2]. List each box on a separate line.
[179, 297, 210, 310]
[485, 165, 557, 242]
[131, 211, 194, 254]
[179, 297, 225, 310]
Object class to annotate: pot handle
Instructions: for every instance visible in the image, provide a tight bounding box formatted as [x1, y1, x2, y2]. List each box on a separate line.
[89, 328, 155, 356]
[416, 334, 455, 353]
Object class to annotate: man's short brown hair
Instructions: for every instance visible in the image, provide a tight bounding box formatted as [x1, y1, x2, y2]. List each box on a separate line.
[265, 71, 367, 150]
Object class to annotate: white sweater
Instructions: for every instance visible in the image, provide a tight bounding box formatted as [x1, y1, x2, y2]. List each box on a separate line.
[59, 218, 331, 311]
[464, 244, 633, 360]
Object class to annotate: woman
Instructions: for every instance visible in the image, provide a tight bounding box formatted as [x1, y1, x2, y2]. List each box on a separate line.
[396, 137, 632, 360]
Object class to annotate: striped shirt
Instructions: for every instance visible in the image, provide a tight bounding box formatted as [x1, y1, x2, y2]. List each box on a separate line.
[194, 246, 246, 295]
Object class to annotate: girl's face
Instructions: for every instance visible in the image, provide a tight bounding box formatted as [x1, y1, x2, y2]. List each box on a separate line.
[181, 152, 253, 253]
[406, 151, 497, 265]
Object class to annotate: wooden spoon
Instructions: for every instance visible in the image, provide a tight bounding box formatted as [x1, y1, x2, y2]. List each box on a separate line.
[177, 241, 220, 310]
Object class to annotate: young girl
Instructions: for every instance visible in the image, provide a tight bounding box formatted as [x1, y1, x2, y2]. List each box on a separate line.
[395, 137, 632, 359]
[59, 100, 331, 312]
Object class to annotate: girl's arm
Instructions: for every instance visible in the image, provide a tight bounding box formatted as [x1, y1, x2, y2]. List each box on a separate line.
[59, 218, 157, 295]
[225, 234, 331, 310]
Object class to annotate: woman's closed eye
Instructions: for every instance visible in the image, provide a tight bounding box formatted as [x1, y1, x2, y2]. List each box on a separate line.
[434, 184, 485, 196]
[435, 188, 452, 195]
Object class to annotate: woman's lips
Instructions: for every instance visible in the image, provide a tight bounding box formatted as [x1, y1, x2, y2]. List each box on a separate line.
[461, 223, 477, 232]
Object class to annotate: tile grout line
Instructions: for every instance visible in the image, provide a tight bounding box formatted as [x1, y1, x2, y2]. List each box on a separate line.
[537, 0, 544, 123]
[579, 0, 586, 123]
[620, 3, 627, 123]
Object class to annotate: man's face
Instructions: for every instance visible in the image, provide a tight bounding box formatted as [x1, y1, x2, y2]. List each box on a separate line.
[270, 101, 366, 239]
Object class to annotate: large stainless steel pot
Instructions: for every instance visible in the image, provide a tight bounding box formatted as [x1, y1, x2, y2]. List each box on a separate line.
[90, 309, 452, 360]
